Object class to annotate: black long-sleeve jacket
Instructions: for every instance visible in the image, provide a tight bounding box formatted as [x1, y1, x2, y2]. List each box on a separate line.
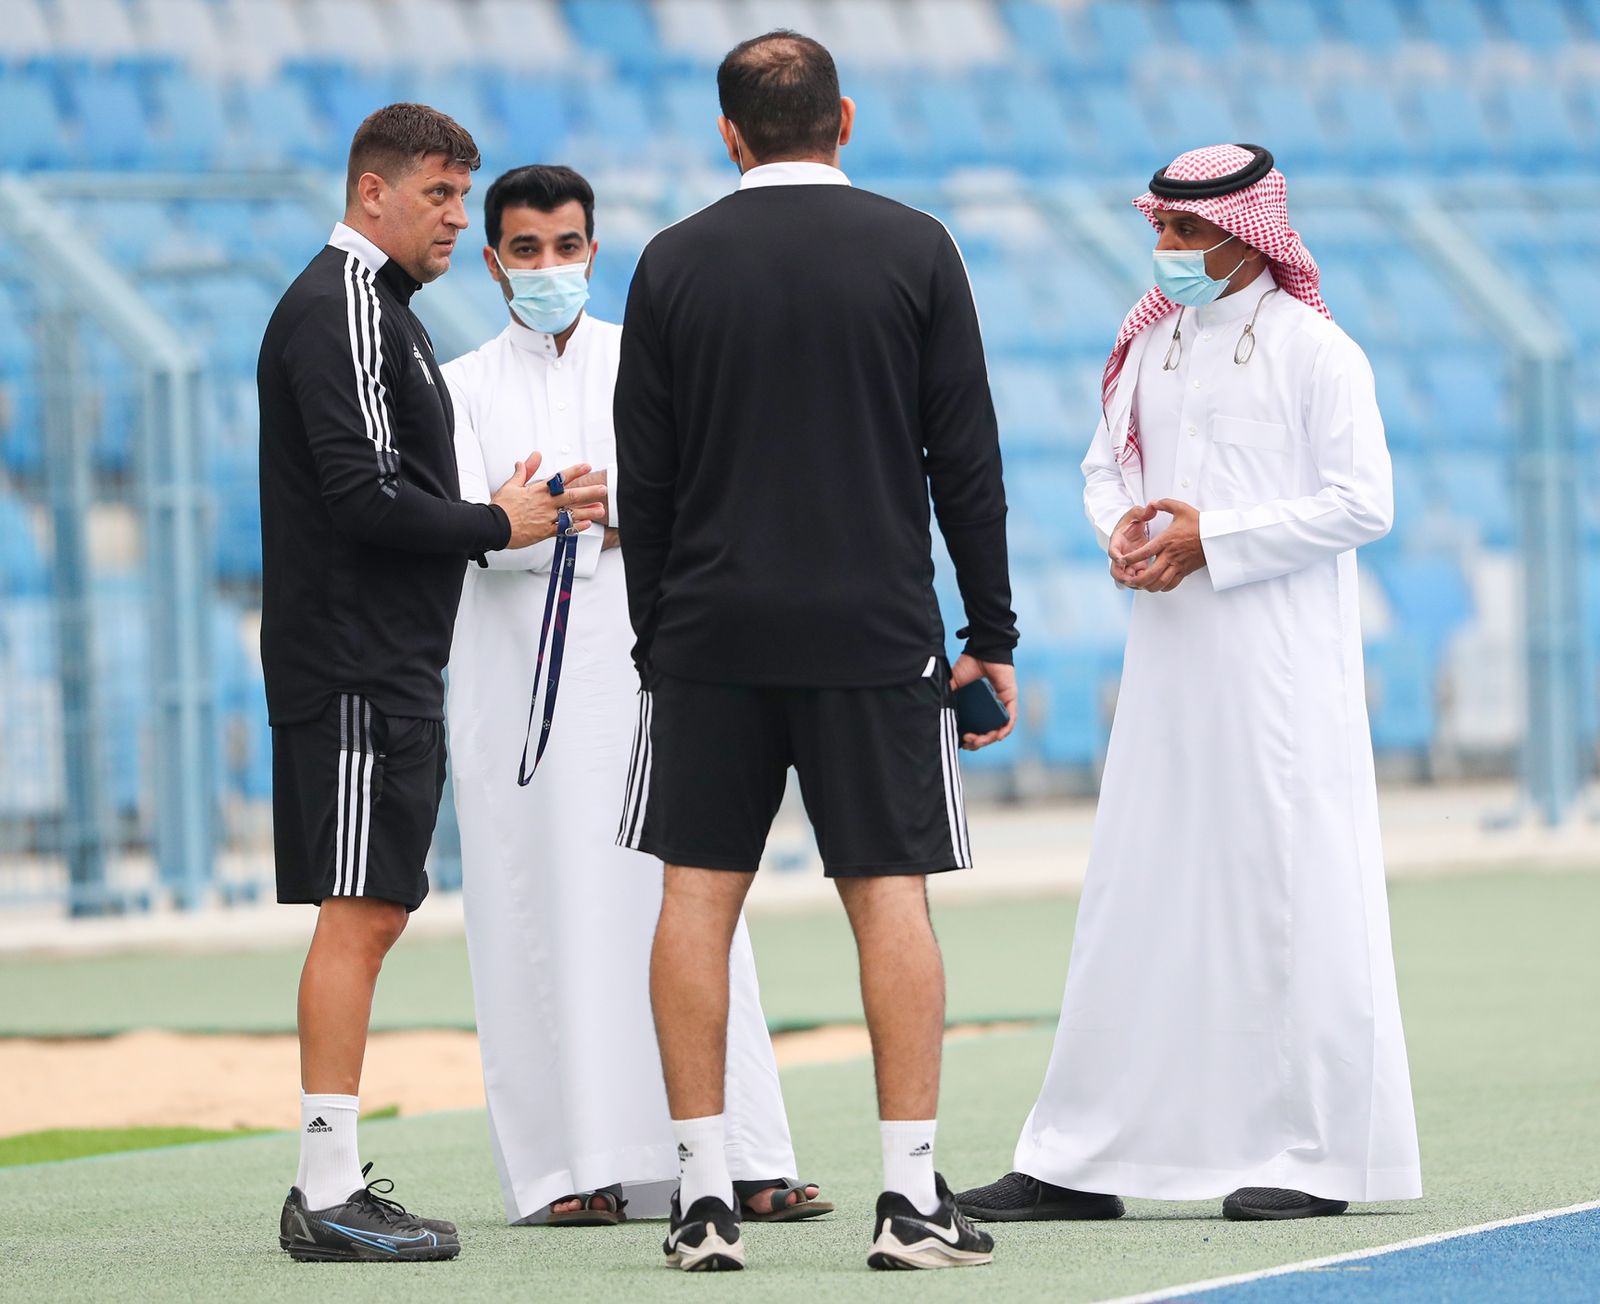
[615, 177, 1017, 687]
[257, 228, 510, 723]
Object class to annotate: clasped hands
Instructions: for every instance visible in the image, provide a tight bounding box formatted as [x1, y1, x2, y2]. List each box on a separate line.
[490, 452, 610, 549]
[1108, 499, 1206, 593]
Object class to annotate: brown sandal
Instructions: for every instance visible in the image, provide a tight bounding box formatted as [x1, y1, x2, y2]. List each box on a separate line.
[734, 1177, 834, 1222]
[545, 1184, 628, 1226]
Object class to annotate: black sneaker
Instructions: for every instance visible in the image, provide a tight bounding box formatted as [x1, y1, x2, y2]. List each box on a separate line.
[957, 1171, 1124, 1222]
[1223, 1187, 1350, 1221]
[279, 1178, 461, 1262]
[662, 1190, 744, 1271]
[359, 1163, 457, 1235]
[868, 1173, 994, 1270]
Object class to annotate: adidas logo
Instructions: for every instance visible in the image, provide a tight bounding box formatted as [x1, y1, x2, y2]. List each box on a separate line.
[677, 1142, 692, 1161]
[412, 342, 435, 384]
[909, 1141, 932, 1156]
[306, 1116, 333, 1134]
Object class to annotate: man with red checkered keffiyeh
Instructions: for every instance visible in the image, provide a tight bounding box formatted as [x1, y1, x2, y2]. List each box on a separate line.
[958, 146, 1422, 1225]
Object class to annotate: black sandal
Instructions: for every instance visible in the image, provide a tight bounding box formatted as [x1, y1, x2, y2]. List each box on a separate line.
[545, 1183, 628, 1226]
[734, 1177, 834, 1222]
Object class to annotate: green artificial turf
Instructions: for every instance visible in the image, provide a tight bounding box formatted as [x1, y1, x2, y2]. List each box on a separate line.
[1, 869, 1597, 1300]
[0, 1126, 268, 1169]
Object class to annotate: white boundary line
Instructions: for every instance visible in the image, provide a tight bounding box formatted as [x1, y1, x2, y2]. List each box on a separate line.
[1098, 1199, 1600, 1303]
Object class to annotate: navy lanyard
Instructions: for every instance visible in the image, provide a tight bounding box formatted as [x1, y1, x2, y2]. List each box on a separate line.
[517, 479, 579, 785]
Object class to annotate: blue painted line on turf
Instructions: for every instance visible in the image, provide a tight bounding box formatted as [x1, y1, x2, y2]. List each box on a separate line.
[1126, 1206, 1600, 1304]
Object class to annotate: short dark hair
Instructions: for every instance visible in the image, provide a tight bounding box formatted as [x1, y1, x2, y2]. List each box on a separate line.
[346, 102, 480, 200]
[716, 30, 842, 161]
[483, 165, 596, 249]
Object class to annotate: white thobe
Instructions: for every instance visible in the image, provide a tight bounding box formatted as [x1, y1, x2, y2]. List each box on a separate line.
[443, 313, 798, 1223]
[1014, 270, 1422, 1203]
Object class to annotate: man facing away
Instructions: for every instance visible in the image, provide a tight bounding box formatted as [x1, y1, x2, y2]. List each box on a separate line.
[442, 163, 827, 1229]
[615, 31, 1019, 1272]
[958, 144, 1422, 1225]
[257, 103, 606, 1262]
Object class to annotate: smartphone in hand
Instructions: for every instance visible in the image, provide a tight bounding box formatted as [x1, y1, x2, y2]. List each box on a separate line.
[954, 677, 1009, 737]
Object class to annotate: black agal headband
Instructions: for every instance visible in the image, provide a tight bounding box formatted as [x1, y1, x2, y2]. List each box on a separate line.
[1148, 145, 1275, 200]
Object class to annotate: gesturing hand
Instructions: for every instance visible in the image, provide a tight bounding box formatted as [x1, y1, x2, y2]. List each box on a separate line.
[490, 452, 609, 549]
[950, 654, 1017, 750]
[1121, 498, 1206, 593]
[1108, 504, 1158, 586]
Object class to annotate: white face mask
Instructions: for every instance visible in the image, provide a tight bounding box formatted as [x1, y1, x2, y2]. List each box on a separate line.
[495, 250, 592, 334]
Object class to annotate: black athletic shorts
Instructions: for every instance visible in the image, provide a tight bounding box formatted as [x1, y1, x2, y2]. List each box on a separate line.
[273, 692, 447, 911]
[616, 662, 972, 877]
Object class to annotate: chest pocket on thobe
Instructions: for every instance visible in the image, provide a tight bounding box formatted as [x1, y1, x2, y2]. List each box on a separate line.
[1204, 414, 1290, 508]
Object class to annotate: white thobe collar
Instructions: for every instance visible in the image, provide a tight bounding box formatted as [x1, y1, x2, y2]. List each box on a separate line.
[738, 161, 852, 190]
[1195, 264, 1278, 329]
[506, 311, 590, 362]
[328, 221, 389, 275]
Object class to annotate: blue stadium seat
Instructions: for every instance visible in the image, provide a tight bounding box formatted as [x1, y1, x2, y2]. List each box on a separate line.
[1246, 0, 1327, 51]
[1086, 0, 1162, 72]
[1411, 82, 1497, 169]
[563, 0, 658, 71]
[1327, 0, 1408, 52]
[1496, 0, 1577, 49]
[1499, 80, 1589, 171]
[1365, 635, 1437, 756]
[68, 72, 153, 170]
[1415, 0, 1490, 51]
[0, 75, 69, 171]
[0, 494, 48, 598]
[837, 75, 913, 177]
[1377, 557, 1474, 662]
[1148, 83, 1245, 155]
[1081, 84, 1161, 168]
[905, 77, 994, 171]
[1438, 454, 1516, 549]
[998, 0, 1083, 72]
[1242, 80, 1332, 171]
[1029, 647, 1110, 769]
[658, 73, 729, 166]
[991, 362, 1069, 457]
[147, 71, 228, 171]
[496, 75, 581, 160]
[1168, 0, 1243, 55]
[1419, 357, 1510, 446]
[989, 76, 1077, 174]
[1330, 83, 1413, 171]
[239, 82, 332, 168]
[570, 77, 657, 163]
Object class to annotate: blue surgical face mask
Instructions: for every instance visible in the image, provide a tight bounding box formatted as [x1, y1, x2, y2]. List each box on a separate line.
[1152, 234, 1246, 307]
[495, 251, 592, 334]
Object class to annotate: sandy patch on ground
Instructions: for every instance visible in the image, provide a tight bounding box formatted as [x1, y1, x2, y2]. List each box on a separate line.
[1, 1023, 1030, 1137]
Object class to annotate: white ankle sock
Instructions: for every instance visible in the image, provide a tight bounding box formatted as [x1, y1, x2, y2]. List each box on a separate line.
[299, 1093, 363, 1211]
[881, 1119, 940, 1215]
[673, 1114, 734, 1212]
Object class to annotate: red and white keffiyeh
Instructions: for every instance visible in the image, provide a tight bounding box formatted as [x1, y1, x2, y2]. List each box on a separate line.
[1103, 144, 1330, 467]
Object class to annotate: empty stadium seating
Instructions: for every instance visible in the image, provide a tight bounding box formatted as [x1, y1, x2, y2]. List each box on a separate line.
[0, 0, 1595, 829]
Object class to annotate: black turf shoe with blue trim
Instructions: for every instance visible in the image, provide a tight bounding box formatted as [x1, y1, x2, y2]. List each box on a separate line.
[279, 1175, 461, 1262]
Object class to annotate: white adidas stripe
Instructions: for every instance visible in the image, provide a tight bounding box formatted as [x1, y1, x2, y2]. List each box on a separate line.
[939, 707, 968, 869]
[334, 692, 350, 896]
[353, 697, 375, 896]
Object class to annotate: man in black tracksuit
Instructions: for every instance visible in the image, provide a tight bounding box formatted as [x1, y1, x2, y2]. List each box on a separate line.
[615, 32, 1017, 1273]
[258, 103, 606, 1262]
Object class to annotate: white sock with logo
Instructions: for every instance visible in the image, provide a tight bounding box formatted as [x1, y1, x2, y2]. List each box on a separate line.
[299, 1093, 363, 1211]
[672, 1114, 734, 1212]
[881, 1119, 940, 1215]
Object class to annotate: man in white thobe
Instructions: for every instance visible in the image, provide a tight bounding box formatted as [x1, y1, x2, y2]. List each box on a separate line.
[959, 145, 1422, 1223]
[443, 165, 825, 1226]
